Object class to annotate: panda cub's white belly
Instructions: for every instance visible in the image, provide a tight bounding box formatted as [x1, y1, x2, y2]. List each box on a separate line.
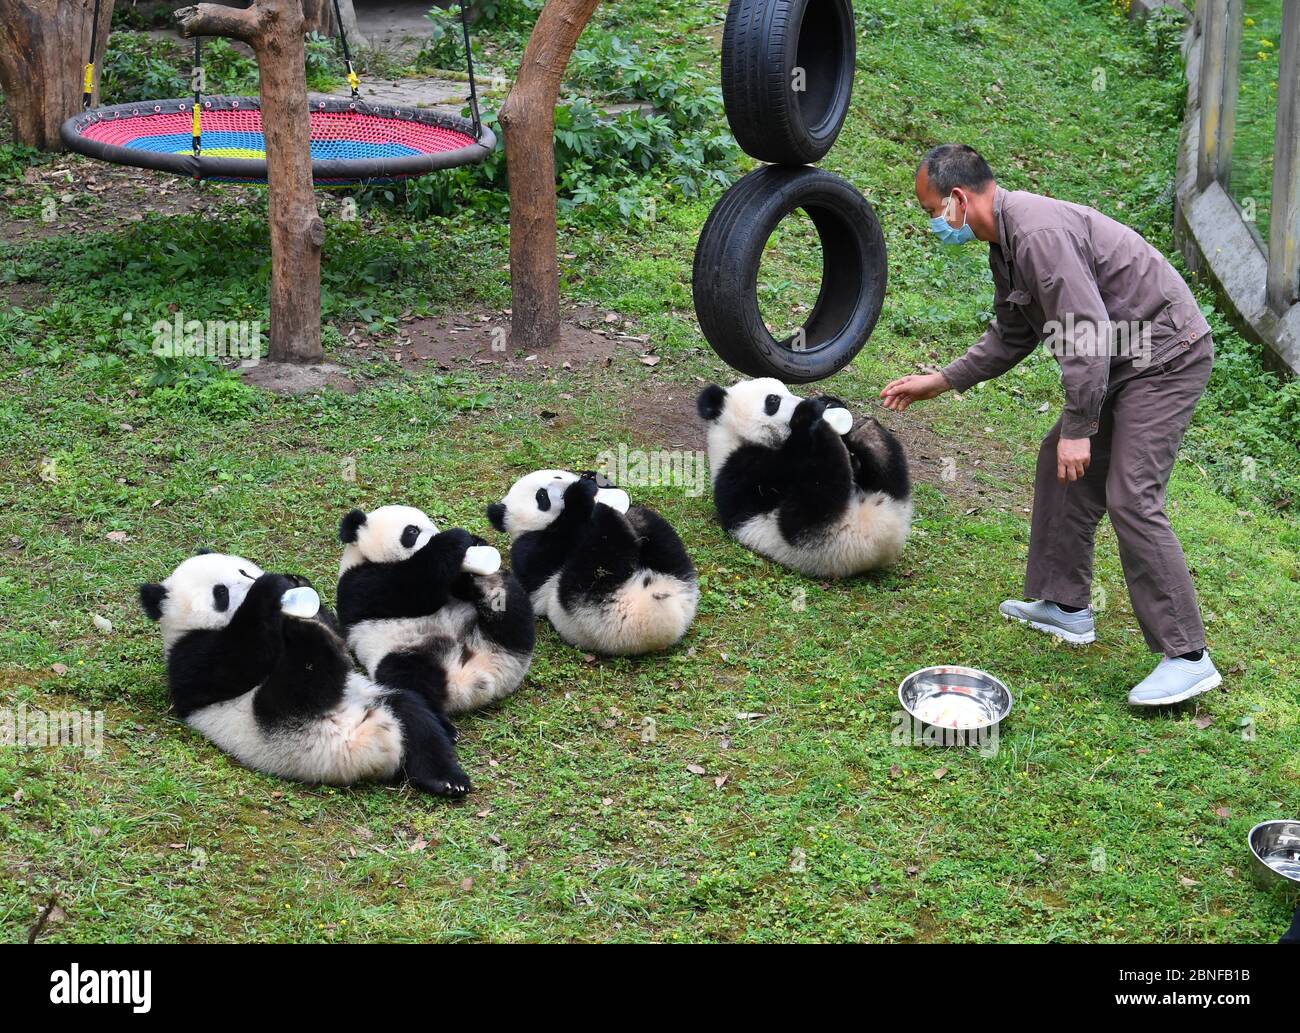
[185, 672, 403, 785]
[735, 490, 913, 578]
[532, 569, 699, 655]
[347, 602, 530, 715]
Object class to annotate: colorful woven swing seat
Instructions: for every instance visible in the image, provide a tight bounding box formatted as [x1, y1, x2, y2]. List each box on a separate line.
[62, 0, 489, 187]
[62, 96, 493, 186]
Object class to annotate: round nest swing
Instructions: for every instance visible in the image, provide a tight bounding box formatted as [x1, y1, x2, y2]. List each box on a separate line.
[61, 95, 495, 186]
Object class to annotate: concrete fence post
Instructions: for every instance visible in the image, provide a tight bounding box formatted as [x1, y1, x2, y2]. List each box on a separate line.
[1197, 0, 1244, 192]
[1267, 0, 1300, 314]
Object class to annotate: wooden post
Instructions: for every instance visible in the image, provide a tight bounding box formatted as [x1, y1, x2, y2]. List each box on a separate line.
[1197, 0, 1243, 191]
[176, 1, 324, 365]
[498, 0, 600, 351]
[0, 0, 115, 150]
[1267, 0, 1300, 314]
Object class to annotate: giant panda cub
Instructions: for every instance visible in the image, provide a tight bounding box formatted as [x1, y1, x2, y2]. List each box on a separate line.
[487, 470, 698, 655]
[139, 551, 471, 797]
[336, 505, 535, 725]
[697, 377, 912, 578]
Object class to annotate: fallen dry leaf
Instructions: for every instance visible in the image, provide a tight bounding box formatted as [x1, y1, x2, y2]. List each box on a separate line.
[105, 531, 130, 544]
[685, 764, 707, 776]
[1193, 714, 1214, 730]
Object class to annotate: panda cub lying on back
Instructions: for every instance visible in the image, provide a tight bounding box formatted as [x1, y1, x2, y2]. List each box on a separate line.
[336, 505, 535, 726]
[140, 551, 470, 797]
[697, 378, 912, 578]
[487, 471, 698, 655]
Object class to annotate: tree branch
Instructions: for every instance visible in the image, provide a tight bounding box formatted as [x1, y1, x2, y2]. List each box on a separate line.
[175, 3, 261, 43]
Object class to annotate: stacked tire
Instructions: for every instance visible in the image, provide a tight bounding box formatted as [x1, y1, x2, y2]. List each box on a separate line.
[694, 0, 886, 382]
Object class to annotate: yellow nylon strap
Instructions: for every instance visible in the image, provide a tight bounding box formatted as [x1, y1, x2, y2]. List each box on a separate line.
[83, 64, 95, 93]
[192, 104, 202, 138]
[347, 70, 360, 92]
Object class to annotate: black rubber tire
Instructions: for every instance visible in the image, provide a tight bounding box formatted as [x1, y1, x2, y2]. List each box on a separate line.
[692, 164, 887, 383]
[722, 0, 856, 165]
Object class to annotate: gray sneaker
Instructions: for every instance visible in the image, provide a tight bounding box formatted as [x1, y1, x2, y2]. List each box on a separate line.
[998, 598, 1096, 645]
[1127, 653, 1221, 707]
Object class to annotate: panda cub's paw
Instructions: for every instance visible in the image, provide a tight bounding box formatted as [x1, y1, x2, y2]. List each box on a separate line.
[789, 395, 841, 436]
[437, 712, 460, 744]
[415, 766, 472, 799]
[565, 473, 600, 511]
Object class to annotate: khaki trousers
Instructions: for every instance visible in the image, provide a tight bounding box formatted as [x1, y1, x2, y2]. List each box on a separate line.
[1024, 335, 1213, 656]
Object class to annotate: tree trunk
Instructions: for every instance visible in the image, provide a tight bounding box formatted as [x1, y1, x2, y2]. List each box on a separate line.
[334, 0, 366, 50]
[498, 0, 599, 350]
[177, 1, 324, 364]
[299, 0, 335, 36]
[0, 0, 115, 150]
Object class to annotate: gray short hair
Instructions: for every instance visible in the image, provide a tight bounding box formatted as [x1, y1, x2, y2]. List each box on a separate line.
[920, 144, 994, 195]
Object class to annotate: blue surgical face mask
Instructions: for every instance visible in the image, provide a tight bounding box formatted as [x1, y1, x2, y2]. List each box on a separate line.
[929, 193, 975, 245]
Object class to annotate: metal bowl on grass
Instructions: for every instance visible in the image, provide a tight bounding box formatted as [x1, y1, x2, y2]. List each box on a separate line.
[897, 665, 1013, 737]
[1249, 820, 1300, 905]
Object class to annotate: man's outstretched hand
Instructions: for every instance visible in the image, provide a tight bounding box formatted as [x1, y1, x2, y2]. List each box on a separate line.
[880, 371, 950, 412]
[1057, 436, 1091, 484]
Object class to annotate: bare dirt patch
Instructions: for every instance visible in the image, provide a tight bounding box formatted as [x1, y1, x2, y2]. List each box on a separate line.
[241, 361, 358, 395]
[2, 282, 50, 311]
[348, 306, 655, 374]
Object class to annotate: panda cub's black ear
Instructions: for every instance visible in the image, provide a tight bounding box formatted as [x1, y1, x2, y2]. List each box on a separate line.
[339, 508, 367, 544]
[139, 583, 167, 621]
[697, 384, 726, 422]
[486, 502, 506, 533]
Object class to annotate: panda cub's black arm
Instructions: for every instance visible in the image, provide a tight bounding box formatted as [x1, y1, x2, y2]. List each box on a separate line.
[252, 609, 352, 727]
[337, 529, 475, 626]
[559, 501, 640, 600]
[167, 573, 295, 718]
[627, 507, 695, 581]
[774, 396, 854, 538]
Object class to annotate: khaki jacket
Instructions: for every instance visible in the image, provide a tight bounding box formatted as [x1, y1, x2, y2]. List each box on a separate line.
[940, 187, 1210, 437]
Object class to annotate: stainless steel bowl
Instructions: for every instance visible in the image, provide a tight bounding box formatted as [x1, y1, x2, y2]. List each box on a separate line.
[1249, 820, 1300, 905]
[897, 665, 1013, 734]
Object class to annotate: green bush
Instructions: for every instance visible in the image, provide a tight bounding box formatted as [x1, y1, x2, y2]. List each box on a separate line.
[100, 30, 338, 103]
[394, 35, 738, 223]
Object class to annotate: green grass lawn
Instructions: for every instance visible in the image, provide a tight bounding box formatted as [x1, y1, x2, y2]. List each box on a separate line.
[1, 0, 1297, 943]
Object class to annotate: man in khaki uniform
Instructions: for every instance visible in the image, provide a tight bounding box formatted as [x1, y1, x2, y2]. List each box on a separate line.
[882, 145, 1220, 706]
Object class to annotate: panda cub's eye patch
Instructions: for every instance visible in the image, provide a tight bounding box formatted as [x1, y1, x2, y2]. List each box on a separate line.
[400, 524, 421, 549]
[764, 394, 781, 416]
[212, 584, 230, 611]
[535, 487, 552, 511]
